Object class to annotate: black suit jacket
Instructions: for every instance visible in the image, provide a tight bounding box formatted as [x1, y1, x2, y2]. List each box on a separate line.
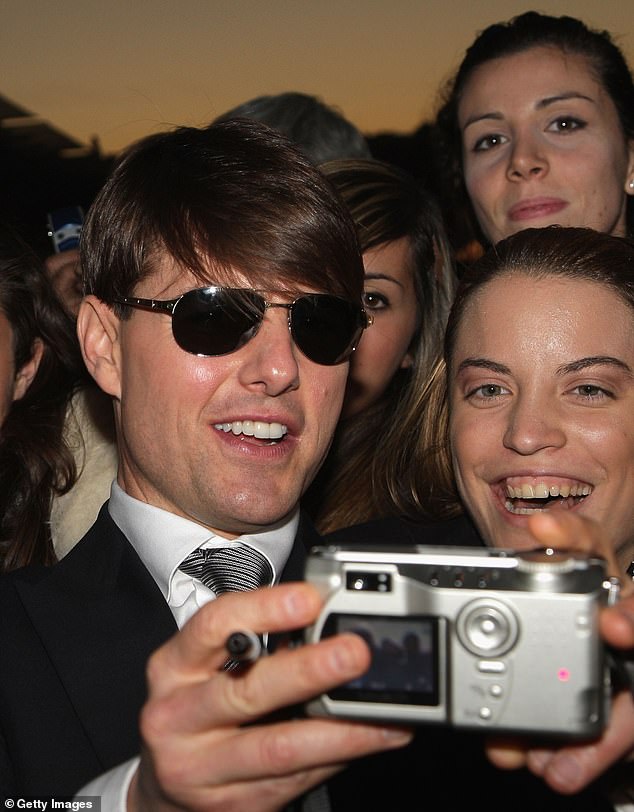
[0, 503, 317, 797]
[0, 508, 616, 809]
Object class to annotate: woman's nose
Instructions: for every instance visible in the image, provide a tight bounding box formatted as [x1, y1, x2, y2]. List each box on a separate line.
[506, 133, 548, 181]
[503, 396, 566, 455]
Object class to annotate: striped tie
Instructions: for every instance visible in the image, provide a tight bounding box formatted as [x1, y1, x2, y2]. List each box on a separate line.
[179, 544, 273, 594]
[179, 545, 273, 670]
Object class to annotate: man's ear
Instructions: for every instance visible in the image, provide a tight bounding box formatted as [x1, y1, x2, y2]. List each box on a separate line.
[77, 295, 122, 399]
[12, 338, 44, 402]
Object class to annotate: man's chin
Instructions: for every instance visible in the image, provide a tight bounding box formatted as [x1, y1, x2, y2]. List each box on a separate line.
[208, 502, 299, 536]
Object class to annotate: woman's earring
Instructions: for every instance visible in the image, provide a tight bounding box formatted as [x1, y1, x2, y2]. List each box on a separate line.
[629, 180, 634, 190]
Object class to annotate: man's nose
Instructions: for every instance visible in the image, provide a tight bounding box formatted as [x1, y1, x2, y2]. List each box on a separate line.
[237, 308, 300, 395]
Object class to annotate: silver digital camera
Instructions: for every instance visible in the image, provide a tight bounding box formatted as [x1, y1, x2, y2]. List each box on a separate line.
[305, 543, 617, 738]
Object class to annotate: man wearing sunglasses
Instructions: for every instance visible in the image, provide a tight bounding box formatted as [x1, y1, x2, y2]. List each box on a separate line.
[0, 119, 415, 808]
[1, 119, 633, 812]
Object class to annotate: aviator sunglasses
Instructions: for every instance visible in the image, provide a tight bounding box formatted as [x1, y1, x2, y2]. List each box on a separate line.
[115, 286, 372, 366]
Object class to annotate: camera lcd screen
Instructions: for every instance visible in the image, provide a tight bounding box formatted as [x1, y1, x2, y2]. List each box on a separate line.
[323, 613, 440, 706]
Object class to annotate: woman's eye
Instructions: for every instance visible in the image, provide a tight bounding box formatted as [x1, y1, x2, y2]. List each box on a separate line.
[472, 133, 508, 152]
[363, 291, 388, 311]
[467, 383, 509, 400]
[572, 384, 612, 400]
[547, 116, 586, 134]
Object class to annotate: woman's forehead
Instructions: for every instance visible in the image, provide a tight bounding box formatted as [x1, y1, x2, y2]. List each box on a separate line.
[452, 274, 633, 360]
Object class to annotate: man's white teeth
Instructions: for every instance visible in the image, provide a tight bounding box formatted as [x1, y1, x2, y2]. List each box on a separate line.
[214, 420, 288, 439]
[505, 482, 592, 499]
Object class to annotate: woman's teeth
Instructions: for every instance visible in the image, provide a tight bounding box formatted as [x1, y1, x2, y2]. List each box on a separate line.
[505, 482, 592, 499]
[503, 480, 592, 514]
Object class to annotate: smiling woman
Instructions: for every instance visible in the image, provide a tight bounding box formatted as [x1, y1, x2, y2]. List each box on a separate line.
[406, 226, 634, 578]
[327, 226, 634, 808]
[446, 231, 634, 573]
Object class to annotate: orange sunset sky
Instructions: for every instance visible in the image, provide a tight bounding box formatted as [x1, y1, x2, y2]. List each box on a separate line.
[3, 0, 632, 157]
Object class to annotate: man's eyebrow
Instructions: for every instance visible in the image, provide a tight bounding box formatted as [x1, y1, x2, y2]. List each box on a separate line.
[462, 92, 595, 130]
[455, 357, 511, 375]
[556, 356, 634, 377]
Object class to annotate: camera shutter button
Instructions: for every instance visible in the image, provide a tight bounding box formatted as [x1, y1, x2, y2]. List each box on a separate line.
[515, 548, 578, 573]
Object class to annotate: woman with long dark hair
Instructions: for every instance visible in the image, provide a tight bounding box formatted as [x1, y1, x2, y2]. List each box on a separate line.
[0, 226, 85, 571]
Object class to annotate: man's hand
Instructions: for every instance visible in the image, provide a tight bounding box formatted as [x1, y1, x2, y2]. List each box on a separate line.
[486, 512, 634, 794]
[129, 582, 412, 811]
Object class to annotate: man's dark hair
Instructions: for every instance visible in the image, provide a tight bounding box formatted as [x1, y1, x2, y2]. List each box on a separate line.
[81, 118, 364, 308]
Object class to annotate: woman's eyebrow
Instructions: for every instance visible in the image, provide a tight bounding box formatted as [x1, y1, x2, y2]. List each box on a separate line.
[462, 111, 503, 130]
[456, 356, 633, 377]
[456, 357, 511, 375]
[462, 91, 595, 130]
[364, 272, 404, 288]
[537, 91, 595, 109]
[556, 356, 633, 377]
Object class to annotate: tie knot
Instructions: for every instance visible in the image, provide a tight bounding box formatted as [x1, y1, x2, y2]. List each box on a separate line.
[179, 544, 273, 595]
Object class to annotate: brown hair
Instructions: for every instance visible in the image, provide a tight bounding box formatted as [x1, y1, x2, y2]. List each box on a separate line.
[81, 118, 364, 307]
[305, 159, 458, 531]
[0, 226, 85, 571]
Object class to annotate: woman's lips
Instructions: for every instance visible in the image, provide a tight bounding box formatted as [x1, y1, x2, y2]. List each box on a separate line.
[508, 198, 568, 222]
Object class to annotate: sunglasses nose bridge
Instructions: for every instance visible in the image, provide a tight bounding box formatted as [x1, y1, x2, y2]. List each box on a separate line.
[263, 300, 294, 332]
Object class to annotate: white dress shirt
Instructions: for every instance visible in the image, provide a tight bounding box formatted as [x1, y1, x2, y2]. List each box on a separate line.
[78, 481, 299, 810]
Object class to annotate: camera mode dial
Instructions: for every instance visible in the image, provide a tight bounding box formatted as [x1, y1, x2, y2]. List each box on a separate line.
[456, 598, 519, 658]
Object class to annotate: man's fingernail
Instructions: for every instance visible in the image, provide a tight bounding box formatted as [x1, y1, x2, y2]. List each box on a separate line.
[526, 750, 549, 774]
[547, 755, 583, 790]
[330, 642, 357, 672]
[381, 727, 413, 744]
[284, 587, 312, 617]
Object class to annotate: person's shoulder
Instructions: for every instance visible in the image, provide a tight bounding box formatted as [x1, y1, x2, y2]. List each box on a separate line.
[1, 503, 124, 596]
[324, 513, 484, 548]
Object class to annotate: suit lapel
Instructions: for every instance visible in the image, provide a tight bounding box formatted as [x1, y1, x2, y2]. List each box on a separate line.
[13, 507, 320, 769]
[14, 506, 177, 768]
[280, 510, 321, 582]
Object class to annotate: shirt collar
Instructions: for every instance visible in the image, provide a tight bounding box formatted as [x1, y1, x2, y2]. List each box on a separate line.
[108, 481, 298, 602]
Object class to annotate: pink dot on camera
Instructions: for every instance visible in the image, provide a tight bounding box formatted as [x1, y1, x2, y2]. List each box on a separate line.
[557, 668, 570, 682]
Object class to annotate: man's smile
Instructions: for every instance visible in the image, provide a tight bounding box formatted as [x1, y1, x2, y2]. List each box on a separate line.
[214, 420, 289, 444]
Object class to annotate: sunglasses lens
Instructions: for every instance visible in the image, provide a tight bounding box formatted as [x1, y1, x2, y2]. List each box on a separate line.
[291, 295, 364, 365]
[172, 288, 264, 356]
